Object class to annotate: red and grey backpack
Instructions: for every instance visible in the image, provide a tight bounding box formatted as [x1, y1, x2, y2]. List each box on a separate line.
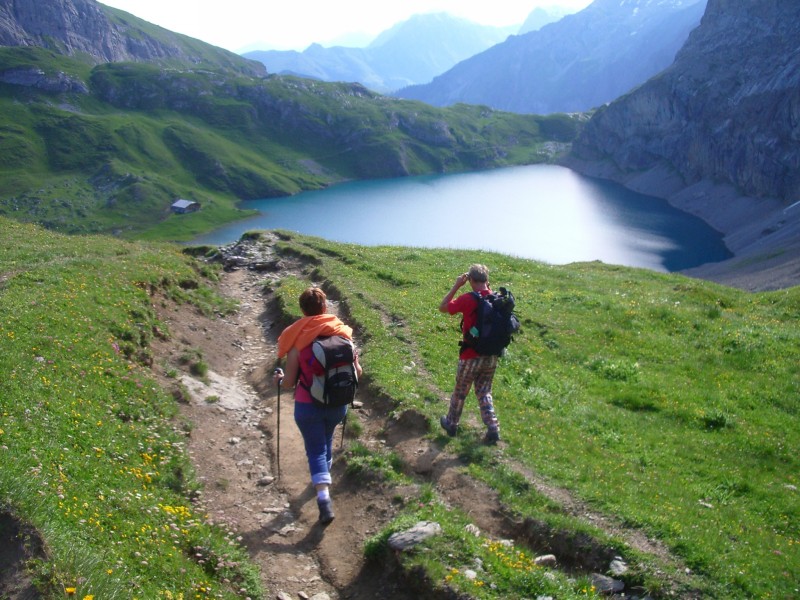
[302, 335, 358, 406]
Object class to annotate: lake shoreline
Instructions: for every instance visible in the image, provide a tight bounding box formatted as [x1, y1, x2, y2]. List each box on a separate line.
[561, 157, 800, 291]
[192, 165, 730, 274]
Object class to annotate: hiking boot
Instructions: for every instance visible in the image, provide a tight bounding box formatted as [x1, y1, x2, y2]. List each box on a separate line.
[440, 415, 457, 437]
[317, 499, 335, 525]
[483, 429, 500, 445]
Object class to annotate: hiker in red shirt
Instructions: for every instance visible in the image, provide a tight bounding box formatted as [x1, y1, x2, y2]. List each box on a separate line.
[438, 264, 501, 445]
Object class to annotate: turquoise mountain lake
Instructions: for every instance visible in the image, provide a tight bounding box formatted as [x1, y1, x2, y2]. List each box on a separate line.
[192, 165, 731, 272]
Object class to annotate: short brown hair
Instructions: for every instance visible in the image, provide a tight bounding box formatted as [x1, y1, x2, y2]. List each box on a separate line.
[299, 287, 327, 316]
[468, 264, 489, 283]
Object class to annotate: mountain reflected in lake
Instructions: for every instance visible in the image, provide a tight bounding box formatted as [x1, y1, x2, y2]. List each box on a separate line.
[191, 165, 731, 272]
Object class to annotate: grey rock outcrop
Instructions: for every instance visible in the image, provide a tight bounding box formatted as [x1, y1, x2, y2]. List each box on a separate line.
[569, 0, 800, 205]
[1, 0, 128, 62]
[0, 0, 265, 76]
[0, 65, 88, 93]
[387, 521, 442, 551]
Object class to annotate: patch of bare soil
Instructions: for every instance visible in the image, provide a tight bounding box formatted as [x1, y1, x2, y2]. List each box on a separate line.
[0, 512, 43, 600]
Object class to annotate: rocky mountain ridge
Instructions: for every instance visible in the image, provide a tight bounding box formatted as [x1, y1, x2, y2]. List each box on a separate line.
[244, 13, 514, 93]
[519, 6, 572, 34]
[0, 0, 264, 76]
[569, 0, 799, 204]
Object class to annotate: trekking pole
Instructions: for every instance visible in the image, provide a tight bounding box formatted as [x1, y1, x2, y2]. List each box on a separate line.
[273, 368, 282, 479]
[340, 410, 348, 449]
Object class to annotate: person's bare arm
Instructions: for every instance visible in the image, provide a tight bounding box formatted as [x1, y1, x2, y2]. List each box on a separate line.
[354, 352, 363, 378]
[439, 273, 469, 313]
[273, 347, 300, 387]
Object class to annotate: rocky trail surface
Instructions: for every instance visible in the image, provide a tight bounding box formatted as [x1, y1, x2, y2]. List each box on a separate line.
[150, 263, 420, 600]
[146, 237, 696, 599]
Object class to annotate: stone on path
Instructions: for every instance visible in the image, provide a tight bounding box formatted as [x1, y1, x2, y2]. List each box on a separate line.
[591, 573, 625, 594]
[387, 521, 442, 551]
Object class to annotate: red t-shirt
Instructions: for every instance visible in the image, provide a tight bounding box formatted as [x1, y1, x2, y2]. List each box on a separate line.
[447, 289, 491, 360]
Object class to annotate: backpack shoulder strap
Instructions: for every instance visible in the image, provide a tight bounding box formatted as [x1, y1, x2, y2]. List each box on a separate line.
[297, 336, 326, 394]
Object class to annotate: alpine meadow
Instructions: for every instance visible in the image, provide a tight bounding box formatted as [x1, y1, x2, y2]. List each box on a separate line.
[1, 0, 799, 598]
[1, 224, 797, 598]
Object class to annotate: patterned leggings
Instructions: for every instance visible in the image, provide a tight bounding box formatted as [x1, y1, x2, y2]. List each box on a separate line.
[447, 355, 499, 431]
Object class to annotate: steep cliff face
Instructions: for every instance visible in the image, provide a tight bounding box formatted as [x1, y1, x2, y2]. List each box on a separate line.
[0, 0, 264, 76]
[567, 0, 800, 290]
[1, 0, 124, 61]
[570, 0, 800, 205]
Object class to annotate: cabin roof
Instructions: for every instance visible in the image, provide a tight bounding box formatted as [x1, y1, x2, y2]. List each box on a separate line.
[171, 199, 199, 209]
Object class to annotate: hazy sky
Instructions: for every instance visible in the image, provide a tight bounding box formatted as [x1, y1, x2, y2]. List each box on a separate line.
[99, 1, 593, 53]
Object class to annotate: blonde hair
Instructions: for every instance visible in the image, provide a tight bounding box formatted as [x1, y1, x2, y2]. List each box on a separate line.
[468, 264, 489, 283]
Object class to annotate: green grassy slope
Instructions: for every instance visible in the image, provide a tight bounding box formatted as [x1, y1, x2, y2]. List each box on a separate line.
[269, 232, 799, 598]
[0, 217, 261, 598]
[0, 47, 580, 241]
[5, 222, 793, 597]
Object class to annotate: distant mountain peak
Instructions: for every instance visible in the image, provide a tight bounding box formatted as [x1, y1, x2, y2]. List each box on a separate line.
[396, 0, 707, 114]
[245, 12, 515, 93]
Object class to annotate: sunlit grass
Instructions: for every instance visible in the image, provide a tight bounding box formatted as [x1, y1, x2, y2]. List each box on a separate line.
[270, 231, 800, 598]
[0, 218, 263, 599]
[364, 488, 600, 599]
[3, 220, 798, 599]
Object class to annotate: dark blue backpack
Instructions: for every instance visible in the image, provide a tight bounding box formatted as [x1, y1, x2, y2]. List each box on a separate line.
[463, 287, 521, 356]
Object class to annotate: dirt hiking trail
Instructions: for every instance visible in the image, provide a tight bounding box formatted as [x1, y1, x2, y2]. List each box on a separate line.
[151, 264, 425, 599]
[0, 235, 752, 600]
[147, 239, 695, 600]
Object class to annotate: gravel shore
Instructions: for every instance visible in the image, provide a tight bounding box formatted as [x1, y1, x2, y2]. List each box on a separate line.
[563, 158, 800, 292]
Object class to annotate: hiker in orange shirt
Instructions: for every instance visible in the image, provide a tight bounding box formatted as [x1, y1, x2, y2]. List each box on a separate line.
[273, 287, 362, 524]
